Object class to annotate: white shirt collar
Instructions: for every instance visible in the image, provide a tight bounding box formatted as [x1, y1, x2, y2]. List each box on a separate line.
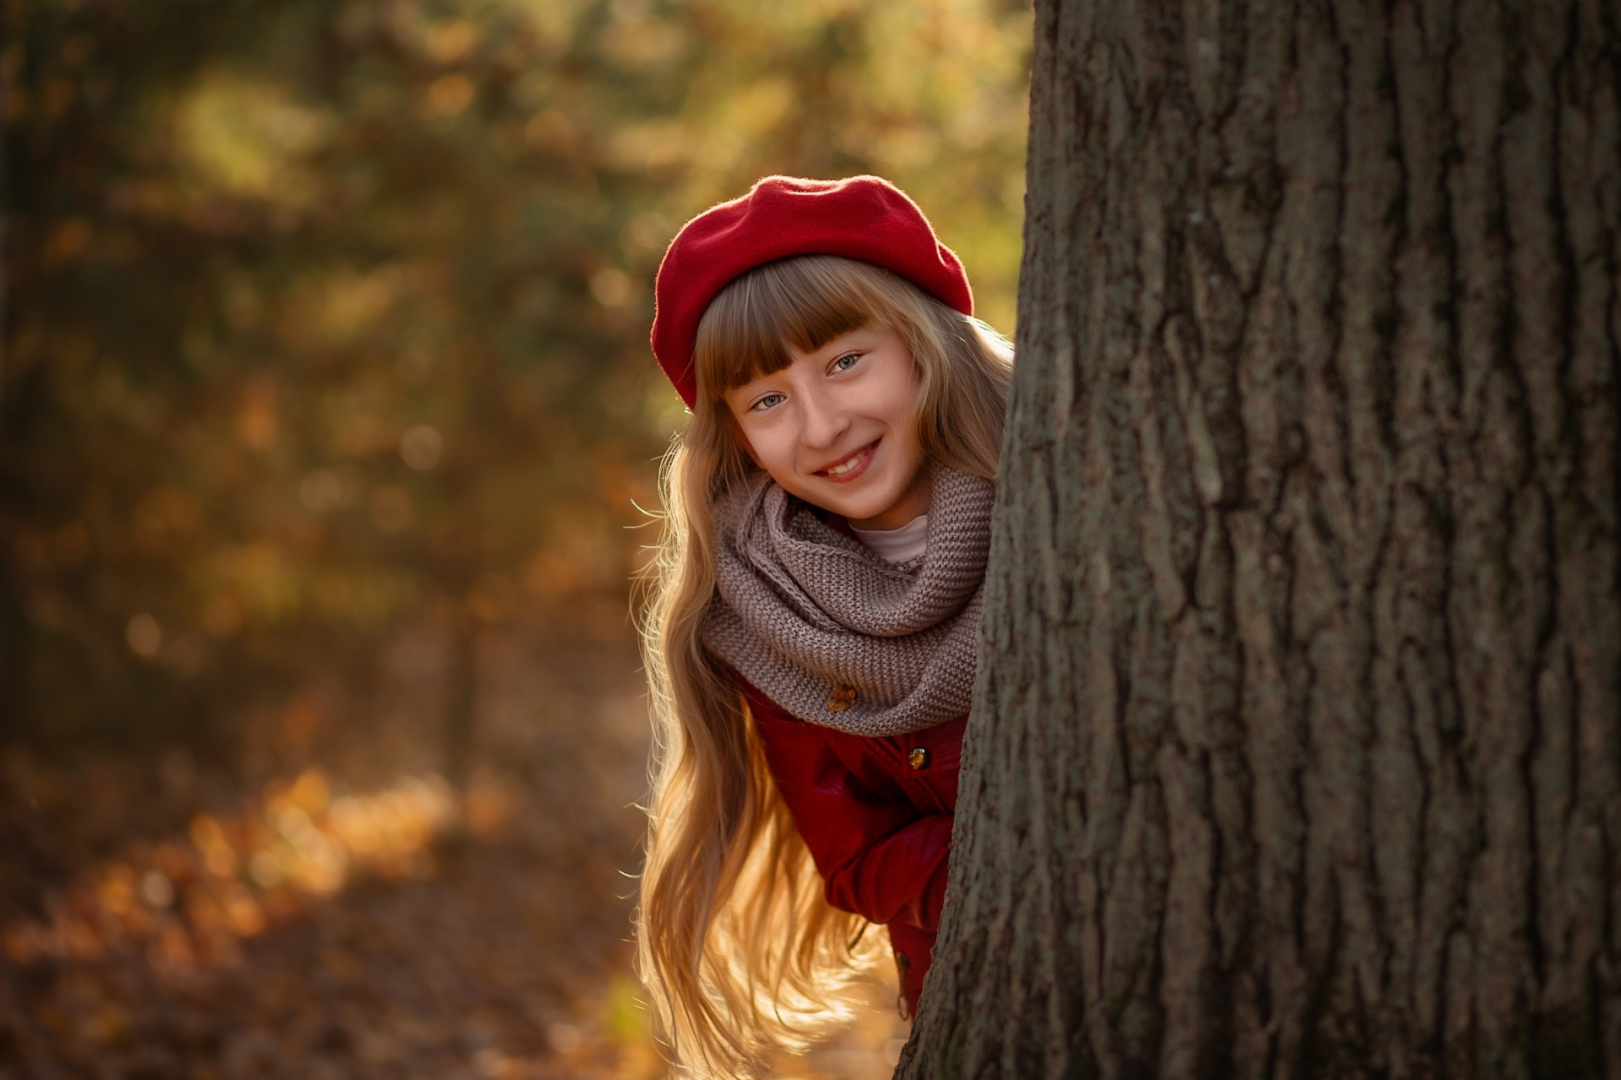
[849, 514, 929, 565]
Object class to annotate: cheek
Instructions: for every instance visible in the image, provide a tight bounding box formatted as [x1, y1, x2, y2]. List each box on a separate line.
[737, 424, 793, 476]
[730, 425, 763, 468]
[726, 404, 772, 466]
[879, 383, 923, 448]
[874, 353, 921, 428]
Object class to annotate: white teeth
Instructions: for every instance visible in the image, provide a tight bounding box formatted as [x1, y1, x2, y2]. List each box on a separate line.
[820, 442, 877, 478]
[823, 447, 868, 476]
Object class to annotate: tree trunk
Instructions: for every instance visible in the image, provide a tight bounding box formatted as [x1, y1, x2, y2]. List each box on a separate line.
[900, 0, 1620, 1077]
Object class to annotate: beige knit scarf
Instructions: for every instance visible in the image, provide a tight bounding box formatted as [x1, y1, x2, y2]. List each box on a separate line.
[703, 467, 993, 737]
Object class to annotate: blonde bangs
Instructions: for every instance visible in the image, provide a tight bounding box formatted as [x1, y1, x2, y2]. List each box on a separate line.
[693, 257, 902, 400]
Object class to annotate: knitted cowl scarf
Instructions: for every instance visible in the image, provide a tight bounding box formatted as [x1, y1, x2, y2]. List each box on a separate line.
[703, 467, 993, 737]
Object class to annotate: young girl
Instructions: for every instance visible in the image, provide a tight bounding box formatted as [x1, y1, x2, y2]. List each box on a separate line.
[636, 175, 1012, 1076]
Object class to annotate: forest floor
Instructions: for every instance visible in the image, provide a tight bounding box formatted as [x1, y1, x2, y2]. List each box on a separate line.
[0, 602, 907, 1079]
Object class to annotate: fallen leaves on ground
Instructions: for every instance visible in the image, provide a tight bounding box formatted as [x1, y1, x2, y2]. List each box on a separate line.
[0, 626, 910, 1080]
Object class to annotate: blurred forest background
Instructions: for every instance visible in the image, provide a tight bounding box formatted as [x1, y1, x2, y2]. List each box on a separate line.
[0, 0, 1030, 1076]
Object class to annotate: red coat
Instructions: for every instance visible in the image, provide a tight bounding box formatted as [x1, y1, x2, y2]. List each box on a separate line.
[739, 677, 963, 1015]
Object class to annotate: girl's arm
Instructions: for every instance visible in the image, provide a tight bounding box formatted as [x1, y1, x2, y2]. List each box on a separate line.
[744, 683, 952, 931]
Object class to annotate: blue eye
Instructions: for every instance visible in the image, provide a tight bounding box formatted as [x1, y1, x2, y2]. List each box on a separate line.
[750, 392, 786, 412]
[832, 351, 861, 372]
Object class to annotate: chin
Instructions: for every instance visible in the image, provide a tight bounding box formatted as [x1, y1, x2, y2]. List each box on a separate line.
[827, 489, 898, 522]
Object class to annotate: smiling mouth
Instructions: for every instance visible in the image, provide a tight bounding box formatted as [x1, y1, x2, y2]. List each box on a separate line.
[816, 440, 879, 482]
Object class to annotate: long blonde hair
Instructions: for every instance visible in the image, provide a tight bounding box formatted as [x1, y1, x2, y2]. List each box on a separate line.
[635, 256, 1012, 1077]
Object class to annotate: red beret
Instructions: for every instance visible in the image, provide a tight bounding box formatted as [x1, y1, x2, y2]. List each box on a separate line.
[650, 175, 974, 407]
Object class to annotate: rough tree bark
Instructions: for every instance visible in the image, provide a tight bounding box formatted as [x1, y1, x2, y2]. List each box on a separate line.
[899, 0, 1620, 1076]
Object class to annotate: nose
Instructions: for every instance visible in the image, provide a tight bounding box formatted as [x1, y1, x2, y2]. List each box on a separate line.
[797, 385, 848, 450]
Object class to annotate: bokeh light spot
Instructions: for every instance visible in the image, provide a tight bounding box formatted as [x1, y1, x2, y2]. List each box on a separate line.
[400, 424, 443, 470]
[590, 268, 634, 308]
[424, 19, 483, 63]
[126, 613, 162, 658]
[140, 870, 175, 908]
[423, 75, 475, 118]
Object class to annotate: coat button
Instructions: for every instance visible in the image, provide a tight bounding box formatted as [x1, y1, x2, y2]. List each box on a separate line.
[826, 684, 857, 712]
[908, 747, 930, 770]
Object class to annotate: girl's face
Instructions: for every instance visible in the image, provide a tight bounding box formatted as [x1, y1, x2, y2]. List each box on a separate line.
[723, 324, 929, 530]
